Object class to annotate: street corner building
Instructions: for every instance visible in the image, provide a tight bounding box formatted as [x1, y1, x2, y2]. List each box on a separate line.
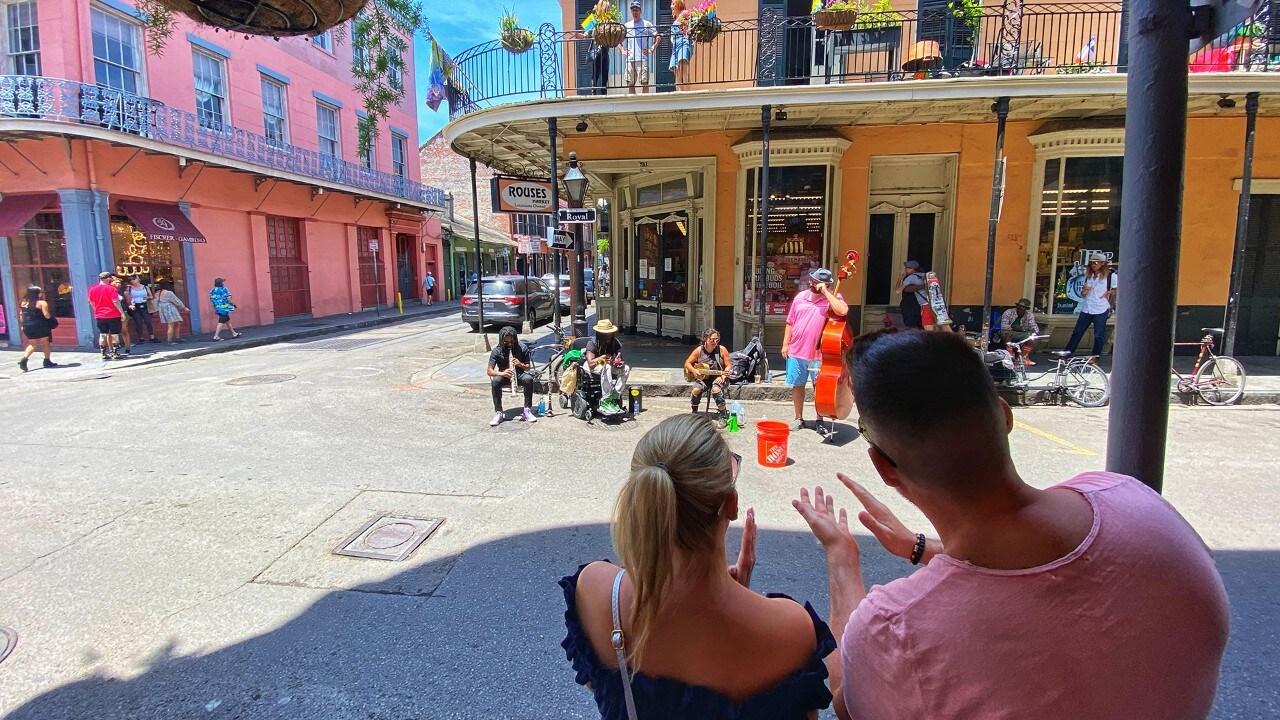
[440, 0, 1280, 354]
[1, 0, 446, 348]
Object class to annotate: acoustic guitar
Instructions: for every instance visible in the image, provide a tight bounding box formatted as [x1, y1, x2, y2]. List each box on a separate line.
[814, 250, 860, 420]
[684, 363, 727, 383]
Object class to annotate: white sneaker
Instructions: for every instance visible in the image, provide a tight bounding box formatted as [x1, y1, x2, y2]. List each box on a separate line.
[522, 408, 538, 423]
[490, 412, 504, 427]
[790, 418, 806, 431]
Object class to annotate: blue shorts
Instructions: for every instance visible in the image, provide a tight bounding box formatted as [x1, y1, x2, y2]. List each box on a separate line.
[785, 356, 819, 388]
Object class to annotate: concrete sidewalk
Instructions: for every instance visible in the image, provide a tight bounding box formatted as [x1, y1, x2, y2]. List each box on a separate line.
[0, 300, 463, 379]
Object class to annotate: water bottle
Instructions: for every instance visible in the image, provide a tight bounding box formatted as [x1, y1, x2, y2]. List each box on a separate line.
[730, 401, 744, 425]
[537, 397, 546, 416]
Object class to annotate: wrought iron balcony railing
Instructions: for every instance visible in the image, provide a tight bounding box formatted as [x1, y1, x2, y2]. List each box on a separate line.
[0, 75, 445, 208]
[447, 2, 1277, 119]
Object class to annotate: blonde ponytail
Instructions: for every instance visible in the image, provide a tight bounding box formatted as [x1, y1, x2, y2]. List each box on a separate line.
[612, 413, 734, 668]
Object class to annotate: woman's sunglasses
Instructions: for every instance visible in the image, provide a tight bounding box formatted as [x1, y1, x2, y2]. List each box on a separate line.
[730, 452, 741, 481]
[856, 417, 898, 468]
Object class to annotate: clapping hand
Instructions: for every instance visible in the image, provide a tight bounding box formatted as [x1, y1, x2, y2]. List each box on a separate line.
[792, 486, 859, 560]
[839, 473, 931, 562]
[728, 507, 756, 588]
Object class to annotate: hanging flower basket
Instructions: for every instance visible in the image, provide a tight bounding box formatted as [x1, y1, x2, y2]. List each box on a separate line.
[156, 0, 368, 36]
[593, 21, 626, 48]
[501, 27, 536, 54]
[814, 8, 857, 32]
[687, 16, 721, 43]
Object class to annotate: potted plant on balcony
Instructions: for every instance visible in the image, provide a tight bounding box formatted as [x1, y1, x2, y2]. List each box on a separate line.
[847, 0, 902, 48]
[685, 0, 721, 44]
[589, 0, 626, 48]
[499, 6, 536, 54]
[812, 0, 858, 32]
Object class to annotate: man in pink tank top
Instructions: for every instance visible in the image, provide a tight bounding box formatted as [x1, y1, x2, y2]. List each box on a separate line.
[793, 330, 1229, 720]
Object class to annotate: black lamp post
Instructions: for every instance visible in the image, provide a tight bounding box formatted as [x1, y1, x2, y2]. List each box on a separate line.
[563, 152, 590, 339]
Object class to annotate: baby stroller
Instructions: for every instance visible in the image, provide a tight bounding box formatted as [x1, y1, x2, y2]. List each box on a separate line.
[726, 335, 767, 385]
[559, 344, 631, 422]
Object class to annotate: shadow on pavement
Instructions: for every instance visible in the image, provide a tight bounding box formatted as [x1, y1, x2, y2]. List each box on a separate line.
[3, 526, 1275, 720]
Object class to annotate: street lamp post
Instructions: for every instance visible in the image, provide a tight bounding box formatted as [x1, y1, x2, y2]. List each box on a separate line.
[563, 152, 590, 339]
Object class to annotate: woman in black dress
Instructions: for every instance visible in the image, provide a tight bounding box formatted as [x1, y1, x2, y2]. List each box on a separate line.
[18, 285, 59, 372]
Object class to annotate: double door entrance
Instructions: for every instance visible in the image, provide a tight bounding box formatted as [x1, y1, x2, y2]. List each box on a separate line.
[634, 211, 697, 339]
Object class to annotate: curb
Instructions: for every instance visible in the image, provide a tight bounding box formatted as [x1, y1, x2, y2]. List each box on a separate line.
[126, 306, 460, 368]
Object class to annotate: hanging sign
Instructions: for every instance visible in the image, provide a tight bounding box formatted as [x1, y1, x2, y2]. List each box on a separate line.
[491, 176, 554, 214]
[557, 208, 597, 224]
[546, 228, 575, 249]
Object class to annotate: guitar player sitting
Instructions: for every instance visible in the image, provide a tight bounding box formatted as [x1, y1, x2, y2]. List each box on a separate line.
[684, 327, 732, 425]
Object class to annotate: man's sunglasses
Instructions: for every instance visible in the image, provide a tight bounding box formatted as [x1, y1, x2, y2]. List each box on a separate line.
[856, 417, 898, 468]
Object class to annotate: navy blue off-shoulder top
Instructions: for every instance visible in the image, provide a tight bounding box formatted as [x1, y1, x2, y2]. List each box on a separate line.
[559, 563, 836, 719]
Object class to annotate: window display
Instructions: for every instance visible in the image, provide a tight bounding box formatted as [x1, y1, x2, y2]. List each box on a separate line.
[1035, 157, 1123, 314]
[742, 166, 829, 315]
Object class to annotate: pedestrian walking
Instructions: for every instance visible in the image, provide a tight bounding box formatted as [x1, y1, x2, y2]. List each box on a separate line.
[209, 278, 242, 341]
[155, 280, 189, 344]
[87, 272, 125, 360]
[424, 271, 436, 306]
[125, 275, 158, 344]
[897, 260, 927, 329]
[1064, 253, 1117, 360]
[17, 286, 60, 372]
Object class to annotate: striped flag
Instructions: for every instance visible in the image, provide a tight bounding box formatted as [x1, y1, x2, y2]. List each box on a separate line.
[1074, 35, 1097, 64]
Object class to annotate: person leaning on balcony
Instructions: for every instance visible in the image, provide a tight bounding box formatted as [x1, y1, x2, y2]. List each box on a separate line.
[668, 0, 694, 91]
[621, 0, 656, 94]
[793, 329, 1229, 720]
[560, 412, 836, 720]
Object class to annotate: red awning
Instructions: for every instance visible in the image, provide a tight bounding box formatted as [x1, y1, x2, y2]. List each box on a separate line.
[116, 200, 207, 243]
[0, 193, 57, 237]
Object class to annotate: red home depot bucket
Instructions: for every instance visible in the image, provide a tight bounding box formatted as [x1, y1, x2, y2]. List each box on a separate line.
[756, 420, 791, 468]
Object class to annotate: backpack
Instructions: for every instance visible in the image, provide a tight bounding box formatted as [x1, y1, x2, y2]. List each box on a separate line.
[727, 335, 766, 385]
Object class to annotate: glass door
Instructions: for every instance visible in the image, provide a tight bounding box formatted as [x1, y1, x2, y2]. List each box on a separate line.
[633, 211, 690, 338]
[861, 203, 944, 332]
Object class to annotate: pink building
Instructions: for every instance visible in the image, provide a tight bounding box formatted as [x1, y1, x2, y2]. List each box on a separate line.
[0, 0, 445, 347]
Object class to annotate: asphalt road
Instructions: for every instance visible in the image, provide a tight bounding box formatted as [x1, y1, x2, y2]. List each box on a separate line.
[1, 314, 1276, 719]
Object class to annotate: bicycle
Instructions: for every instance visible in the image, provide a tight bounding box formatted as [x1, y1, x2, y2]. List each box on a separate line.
[526, 325, 576, 413]
[1172, 328, 1247, 406]
[988, 334, 1111, 407]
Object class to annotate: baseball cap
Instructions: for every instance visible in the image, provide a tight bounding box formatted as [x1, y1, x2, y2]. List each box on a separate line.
[1016, 298, 1032, 309]
[809, 268, 834, 284]
[1088, 252, 1108, 263]
[214, 277, 226, 284]
[630, 0, 641, 7]
[904, 260, 920, 269]
[98, 271, 115, 280]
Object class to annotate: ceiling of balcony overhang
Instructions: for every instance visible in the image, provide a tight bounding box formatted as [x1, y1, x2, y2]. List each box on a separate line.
[444, 74, 1280, 180]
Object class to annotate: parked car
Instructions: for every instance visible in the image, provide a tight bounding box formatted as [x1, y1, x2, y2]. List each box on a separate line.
[584, 267, 595, 301]
[542, 272, 594, 312]
[461, 276, 555, 331]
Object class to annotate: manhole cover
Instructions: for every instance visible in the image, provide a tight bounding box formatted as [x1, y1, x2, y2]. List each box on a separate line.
[333, 514, 444, 561]
[287, 337, 388, 351]
[0, 627, 15, 665]
[226, 374, 296, 386]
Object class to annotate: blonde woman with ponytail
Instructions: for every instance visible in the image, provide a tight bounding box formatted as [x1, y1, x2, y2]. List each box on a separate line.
[560, 413, 835, 719]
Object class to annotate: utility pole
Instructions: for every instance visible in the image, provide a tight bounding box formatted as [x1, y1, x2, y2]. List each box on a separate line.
[980, 97, 1010, 348]
[1106, 0, 1192, 493]
[1223, 91, 1259, 356]
[548, 118, 562, 336]
[757, 104, 772, 382]
[470, 157, 490, 351]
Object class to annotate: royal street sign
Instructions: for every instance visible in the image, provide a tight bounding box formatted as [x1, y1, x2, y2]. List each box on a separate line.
[557, 208, 597, 224]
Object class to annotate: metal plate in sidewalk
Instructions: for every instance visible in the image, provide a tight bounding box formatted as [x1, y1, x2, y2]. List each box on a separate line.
[333, 514, 444, 561]
[286, 337, 389, 351]
[0, 627, 15, 665]
[227, 374, 296, 386]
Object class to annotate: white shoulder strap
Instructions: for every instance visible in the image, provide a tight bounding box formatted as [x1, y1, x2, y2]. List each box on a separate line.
[611, 569, 639, 720]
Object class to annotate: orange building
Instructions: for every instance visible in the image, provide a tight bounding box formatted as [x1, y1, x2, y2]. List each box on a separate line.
[442, 0, 1280, 354]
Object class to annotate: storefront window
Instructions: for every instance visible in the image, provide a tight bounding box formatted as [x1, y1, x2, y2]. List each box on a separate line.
[635, 214, 690, 304]
[109, 216, 188, 304]
[1035, 157, 1122, 314]
[10, 212, 74, 321]
[742, 165, 829, 315]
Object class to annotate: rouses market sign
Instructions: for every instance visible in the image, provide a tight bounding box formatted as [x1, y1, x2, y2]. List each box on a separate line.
[490, 176, 554, 214]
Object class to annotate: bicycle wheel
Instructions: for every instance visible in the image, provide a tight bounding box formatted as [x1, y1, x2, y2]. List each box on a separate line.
[1063, 363, 1110, 407]
[1194, 356, 1246, 406]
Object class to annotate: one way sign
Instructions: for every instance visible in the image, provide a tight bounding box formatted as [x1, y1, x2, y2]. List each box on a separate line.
[557, 208, 597, 224]
[546, 228, 575, 249]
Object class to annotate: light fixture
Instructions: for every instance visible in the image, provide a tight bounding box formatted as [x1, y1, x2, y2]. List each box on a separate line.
[563, 152, 588, 205]
[1217, 95, 1236, 109]
[596, 197, 608, 208]
[576, 117, 589, 133]
[774, 106, 788, 121]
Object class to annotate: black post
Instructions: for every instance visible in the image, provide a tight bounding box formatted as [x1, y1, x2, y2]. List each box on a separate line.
[549, 118, 563, 336]
[980, 97, 1010, 349]
[1106, 0, 1191, 493]
[470, 157, 489, 351]
[1224, 91, 1259, 356]
[757, 104, 772, 382]
[573, 220, 588, 337]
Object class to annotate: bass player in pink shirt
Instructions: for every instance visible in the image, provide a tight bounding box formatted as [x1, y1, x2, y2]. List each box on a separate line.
[794, 329, 1229, 720]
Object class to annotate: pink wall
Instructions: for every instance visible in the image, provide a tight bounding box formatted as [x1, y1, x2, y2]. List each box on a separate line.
[35, 0, 422, 182]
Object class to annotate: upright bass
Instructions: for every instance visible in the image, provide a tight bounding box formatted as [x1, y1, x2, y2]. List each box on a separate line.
[815, 250, 859, 420]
